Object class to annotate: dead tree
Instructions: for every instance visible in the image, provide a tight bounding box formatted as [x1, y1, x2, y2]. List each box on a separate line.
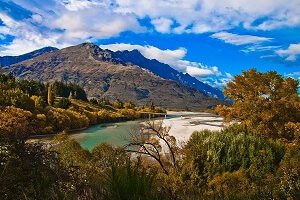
[125, 120, 178, 175]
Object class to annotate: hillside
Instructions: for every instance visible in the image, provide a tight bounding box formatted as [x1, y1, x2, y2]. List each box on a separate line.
[5, 43, 224, 110]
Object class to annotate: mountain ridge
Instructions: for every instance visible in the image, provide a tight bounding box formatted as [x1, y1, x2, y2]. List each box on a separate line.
[106, 49, 224, 99]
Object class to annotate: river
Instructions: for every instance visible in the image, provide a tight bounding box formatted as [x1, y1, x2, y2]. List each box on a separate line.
[71, 111, 224, 151]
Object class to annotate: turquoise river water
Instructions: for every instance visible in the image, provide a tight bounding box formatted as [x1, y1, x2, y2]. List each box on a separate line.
[71, 120, 143, 151]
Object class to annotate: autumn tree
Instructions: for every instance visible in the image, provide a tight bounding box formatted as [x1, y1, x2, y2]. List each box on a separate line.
[216, 69, 300, 140]
[47, 84, 55, 106]
[112, 99, 123, 109]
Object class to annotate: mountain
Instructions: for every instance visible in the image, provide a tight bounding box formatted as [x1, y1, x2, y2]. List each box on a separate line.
[105, 49, 224, 99]
[0, 47, 58, 67]
[4, 43, 224, 110]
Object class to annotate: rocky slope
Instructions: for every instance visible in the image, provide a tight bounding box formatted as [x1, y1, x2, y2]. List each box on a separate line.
[5, 43, 224, 110]
[106, 49, 224, 99]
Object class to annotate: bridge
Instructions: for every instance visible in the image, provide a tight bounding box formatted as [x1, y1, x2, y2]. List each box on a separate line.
[139, 112, 168, 120]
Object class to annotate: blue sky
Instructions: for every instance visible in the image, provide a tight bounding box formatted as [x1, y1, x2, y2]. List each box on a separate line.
[0, 0, 299, 88]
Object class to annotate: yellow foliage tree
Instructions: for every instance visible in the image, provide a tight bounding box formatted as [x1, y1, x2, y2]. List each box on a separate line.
[47, 85, 54, 106]
[216, 69, 300, 140]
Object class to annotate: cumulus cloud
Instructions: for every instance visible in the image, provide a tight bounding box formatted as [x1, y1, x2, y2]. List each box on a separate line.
[114, 0, 300, 33]
[276, 43, 300, 62]
[100, 43, 222, 77]
[211, 32, 272, 46]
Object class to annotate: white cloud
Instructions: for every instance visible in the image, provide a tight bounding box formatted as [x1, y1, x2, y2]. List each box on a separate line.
[241, 45, 281, 54]
[53, 9, 144, 40]
[100, 43, 222, 77]
[151, 18, 173, 33]
[225, 72, 233, 79]
[0, 13, 70, 56]
[114, 0, 300, 33]
[62, 0, 103, 11]
[211, 32, 272, 46]
[202, 76, 233, 89]
[276, 43, 300, 62]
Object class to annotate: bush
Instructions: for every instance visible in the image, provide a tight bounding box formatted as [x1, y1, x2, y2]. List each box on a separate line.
[102, 160, 162, 200]
[276, 144, 300, 199]
[207, 170, 253, 199]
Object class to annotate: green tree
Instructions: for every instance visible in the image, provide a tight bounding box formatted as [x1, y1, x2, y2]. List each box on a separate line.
[54, 97, 71, 109]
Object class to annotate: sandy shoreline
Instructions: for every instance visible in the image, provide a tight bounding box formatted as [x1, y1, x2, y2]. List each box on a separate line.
[161, 111, 224, 143]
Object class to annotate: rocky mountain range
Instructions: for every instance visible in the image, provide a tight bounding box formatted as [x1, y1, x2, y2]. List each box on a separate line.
[2, 43, 225, 110]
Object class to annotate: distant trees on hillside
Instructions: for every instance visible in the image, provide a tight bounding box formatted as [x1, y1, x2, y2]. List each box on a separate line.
[52, 81, 88, 101]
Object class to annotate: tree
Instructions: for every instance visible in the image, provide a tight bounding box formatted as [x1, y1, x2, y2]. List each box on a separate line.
[31, 95, 46, 110]
[216, 69, 300, 140]
[112, 99, 123, 109]
[124, 101, 135, 109]
[89, 98, 98, 105]
[47, 85, 55, 106]
[68, 91, 74, 99]
[0, 88, 35, 111]
[0, 106, 33, 142]
[126, 121, 178, 175]
[54, 97, 71, 109]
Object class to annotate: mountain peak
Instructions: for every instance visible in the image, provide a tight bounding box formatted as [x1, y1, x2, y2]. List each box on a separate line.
[80, 42, 98, 48]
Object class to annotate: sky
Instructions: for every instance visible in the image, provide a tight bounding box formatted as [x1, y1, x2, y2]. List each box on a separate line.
[0, 0, 299, 89]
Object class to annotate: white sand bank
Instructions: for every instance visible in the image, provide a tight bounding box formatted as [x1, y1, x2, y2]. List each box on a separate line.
[163, 111, 224, 143]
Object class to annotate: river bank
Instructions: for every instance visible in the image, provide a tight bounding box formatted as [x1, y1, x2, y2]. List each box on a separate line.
[161, 111, 223, 143]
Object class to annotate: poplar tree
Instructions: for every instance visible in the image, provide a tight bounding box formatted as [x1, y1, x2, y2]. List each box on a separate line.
[47, 84, 54, 106]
